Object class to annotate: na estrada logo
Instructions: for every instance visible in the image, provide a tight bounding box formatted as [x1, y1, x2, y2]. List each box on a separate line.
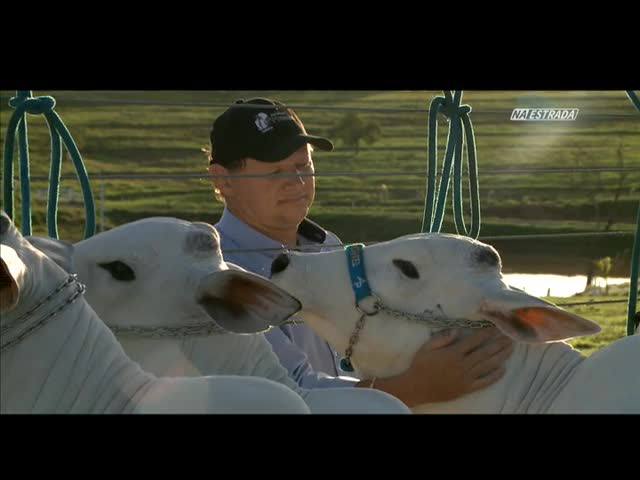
[511, 108, 579, 121]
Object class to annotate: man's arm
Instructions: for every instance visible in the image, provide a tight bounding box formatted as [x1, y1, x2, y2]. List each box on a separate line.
[264, 327, 359, 389]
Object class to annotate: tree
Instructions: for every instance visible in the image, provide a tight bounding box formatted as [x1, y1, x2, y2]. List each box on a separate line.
[603, 139, 630, 232]
[594, 256, 613, 294]
[328, 113, 382, 156]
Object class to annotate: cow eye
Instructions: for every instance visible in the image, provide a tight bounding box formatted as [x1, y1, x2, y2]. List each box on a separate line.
[98, 261, 135, 282]
[392, 259, 420, 279]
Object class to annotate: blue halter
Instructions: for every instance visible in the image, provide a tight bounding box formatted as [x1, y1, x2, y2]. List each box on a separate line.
[344, 243, 372, 304]
[340, 243, 373, 372]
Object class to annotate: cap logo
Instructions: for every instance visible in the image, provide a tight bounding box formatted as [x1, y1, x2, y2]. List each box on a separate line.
[254, 110, 294, 134]
[255, 112, 274, 133]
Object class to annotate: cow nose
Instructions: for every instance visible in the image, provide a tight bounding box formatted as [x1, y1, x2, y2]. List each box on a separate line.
[271, 253, 290, 276]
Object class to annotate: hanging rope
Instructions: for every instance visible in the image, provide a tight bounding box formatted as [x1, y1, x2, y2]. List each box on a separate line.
[625, 91, 639, 336]
[3, 91, 96, 239]
[626, 90, 640, 112]
[421, 90, 481, 238]
[627, 202, 639, 336]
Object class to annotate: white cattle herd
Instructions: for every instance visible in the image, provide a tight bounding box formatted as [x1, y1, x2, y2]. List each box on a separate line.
[1, 211, 638, 414]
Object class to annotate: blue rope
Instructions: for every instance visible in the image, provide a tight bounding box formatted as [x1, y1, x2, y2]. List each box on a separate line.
[2, 91, 96, 239]
[421, 91, 481, 238]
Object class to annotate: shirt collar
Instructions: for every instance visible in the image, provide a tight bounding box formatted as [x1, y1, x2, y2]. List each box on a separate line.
[216, 207, 328, 253]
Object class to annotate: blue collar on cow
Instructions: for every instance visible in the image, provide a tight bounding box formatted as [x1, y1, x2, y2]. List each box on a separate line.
[344, 243, 372, 304]
[340, 243, 378, 372]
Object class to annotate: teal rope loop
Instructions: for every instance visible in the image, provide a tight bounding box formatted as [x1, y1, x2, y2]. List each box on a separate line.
[421, 90, 481, 239]
[625, 90, 639, 336]
[8, 95, 56, 114]
[626, 90, 640, 112]
[2, 91, 96, 239]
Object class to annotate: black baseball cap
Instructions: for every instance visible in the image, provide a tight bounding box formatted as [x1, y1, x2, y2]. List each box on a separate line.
[209, 97, 334, 166]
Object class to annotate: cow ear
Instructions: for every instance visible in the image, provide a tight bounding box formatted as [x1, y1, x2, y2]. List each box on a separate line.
[195, 270, 301, 334]
[1, 245, 25, 313]
[480, 288, 601, 343]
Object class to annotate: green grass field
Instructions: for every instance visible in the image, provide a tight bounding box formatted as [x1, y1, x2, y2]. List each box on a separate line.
[1, 90, 638, 355]
[549, 284, 635, 357]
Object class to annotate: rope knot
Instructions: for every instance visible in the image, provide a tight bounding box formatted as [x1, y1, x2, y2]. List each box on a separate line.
[439, 101, 472, 120]
[9, 96, 56, 114]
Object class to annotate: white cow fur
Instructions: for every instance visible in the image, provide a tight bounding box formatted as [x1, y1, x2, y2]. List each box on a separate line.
[0, 212, 311, 414]
[270, 232, 640, 413]
[43, 217, 410, 414]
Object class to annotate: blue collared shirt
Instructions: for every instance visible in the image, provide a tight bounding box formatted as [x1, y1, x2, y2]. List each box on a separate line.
[215, 208, 359, 389]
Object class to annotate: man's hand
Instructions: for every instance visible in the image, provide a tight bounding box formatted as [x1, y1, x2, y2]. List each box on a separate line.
[359, 327, 514, 408]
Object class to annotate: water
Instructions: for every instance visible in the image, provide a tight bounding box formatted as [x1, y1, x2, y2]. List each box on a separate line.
[502, 274, 630, 298]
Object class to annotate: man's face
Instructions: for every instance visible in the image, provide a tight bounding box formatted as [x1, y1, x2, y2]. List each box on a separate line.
[216, 145, 316, 234]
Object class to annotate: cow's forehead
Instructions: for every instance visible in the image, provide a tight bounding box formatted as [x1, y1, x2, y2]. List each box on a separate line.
[99, 217, 196, 244]
[77, 217, 225, 263]
[370, 233, 485, 257]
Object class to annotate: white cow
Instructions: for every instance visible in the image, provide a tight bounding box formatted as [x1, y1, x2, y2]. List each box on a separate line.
[30, 217, 410, 414]
[269, 232, 640, 413]
[1, 211, 311, 414]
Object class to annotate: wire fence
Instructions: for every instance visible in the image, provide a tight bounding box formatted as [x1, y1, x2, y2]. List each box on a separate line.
[221, 232, 635, 255]
[18, 165, 640, 182]
[555, 299, 633, 307]
[12, 96, 640, 120]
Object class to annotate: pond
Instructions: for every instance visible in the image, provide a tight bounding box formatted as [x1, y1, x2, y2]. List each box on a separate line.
[502, 273, 630, 298]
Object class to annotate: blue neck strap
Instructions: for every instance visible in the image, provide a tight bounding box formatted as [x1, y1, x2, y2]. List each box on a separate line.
[340, 243, 373, 373]
[344, 243, 372, 304]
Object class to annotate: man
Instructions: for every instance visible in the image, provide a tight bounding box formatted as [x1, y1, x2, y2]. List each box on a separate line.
[208, 97, 513, 407]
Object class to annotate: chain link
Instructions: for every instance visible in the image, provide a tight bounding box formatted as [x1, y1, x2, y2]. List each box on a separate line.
[343, 313, 368, 365]
[1, 274, 78, 336]
[340, 295, 493, 368]
[378, 303, 494, 329]
[110, 322, 227, 338]
[1, 276, 86, 352]
[110, 313, 308, 338]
